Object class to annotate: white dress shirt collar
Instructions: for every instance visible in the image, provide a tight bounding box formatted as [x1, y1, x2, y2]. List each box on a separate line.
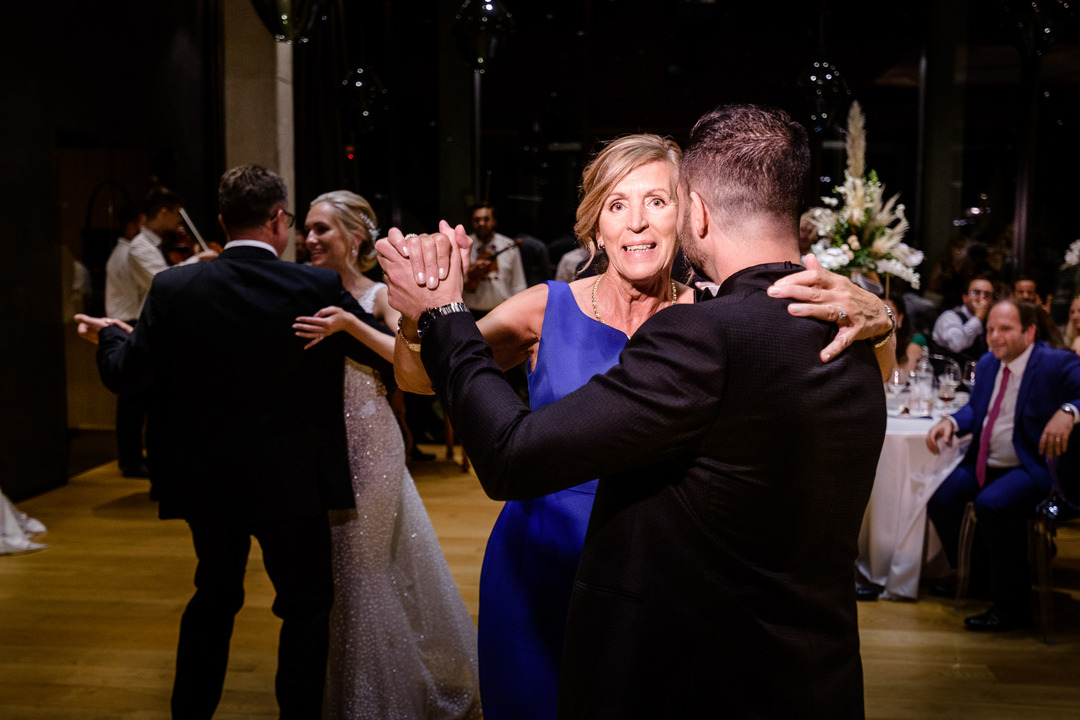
[1001, 340, 1034, 378]
[984, 341, 1035, 469]
[140, 227, 163, 247]
[224, 239, 279, 257]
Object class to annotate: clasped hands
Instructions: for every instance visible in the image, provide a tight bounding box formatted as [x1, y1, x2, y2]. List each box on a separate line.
[376, 221, 470, 335]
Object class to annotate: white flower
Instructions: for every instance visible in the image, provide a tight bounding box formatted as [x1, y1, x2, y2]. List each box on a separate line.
[812, 240, 851, 271]
[876, 258, 921, 290]
[1063, 239, 1080, 269]
[891, 243, 924, 268]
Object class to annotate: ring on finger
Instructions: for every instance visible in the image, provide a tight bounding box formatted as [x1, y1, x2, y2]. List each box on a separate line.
[836, 307, 848, 322]
[404, 233, 418, 239]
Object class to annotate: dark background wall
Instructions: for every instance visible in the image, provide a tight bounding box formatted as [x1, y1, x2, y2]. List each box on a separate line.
[5, 0, 1080, 500]
[2, 2, 221, 501]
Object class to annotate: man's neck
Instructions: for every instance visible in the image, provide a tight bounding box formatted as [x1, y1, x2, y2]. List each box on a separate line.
[706, 223, 801, 285]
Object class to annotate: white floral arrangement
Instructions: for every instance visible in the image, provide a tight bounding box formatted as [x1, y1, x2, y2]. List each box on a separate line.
[1062, 239, 1080, 269]
[807, 101, 923, 290]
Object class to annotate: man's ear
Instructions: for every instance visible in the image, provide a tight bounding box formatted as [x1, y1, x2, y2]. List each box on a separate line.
[217, 214, 228, 237]
[690, 190, 709, 239]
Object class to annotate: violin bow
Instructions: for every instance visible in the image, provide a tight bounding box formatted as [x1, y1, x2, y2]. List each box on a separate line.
[179, 207, 211, 253]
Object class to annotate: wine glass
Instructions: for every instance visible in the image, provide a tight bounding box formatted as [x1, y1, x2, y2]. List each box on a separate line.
[885, 368, 906, 414]
[886, 368, 906, 398]
[938, 363, 961, 410]
[962, 361, 977, 391]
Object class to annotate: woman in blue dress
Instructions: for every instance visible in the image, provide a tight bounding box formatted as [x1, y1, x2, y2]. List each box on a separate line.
[397, 134, 691, 720]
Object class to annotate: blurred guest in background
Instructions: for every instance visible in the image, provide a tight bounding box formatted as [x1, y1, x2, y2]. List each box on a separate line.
[931, 276, 992, 367]
[1013, 276, 1052, 313]
[104, 206, 150, 478]
[885, 293, 927, 377]
[463, 203, 526, 317]
[1067, 295, 1080, 355]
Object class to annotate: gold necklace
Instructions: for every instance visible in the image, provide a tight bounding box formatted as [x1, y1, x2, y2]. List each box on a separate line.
[591, 272, 677, 325]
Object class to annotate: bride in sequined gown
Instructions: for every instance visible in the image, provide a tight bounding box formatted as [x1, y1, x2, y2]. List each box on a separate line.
[295, 191, 481, 720]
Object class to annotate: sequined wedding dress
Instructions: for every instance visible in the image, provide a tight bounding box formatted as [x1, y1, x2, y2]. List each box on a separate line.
[323, 282, 481, 720]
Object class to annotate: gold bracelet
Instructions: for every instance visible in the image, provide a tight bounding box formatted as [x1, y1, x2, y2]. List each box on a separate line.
[396, 316, 422, 352]
[870, 304, 896, 349]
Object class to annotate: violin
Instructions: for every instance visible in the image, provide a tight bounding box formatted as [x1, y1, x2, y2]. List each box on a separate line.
[464, 238, 523, 293]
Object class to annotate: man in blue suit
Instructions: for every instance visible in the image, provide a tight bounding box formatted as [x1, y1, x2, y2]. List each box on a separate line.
[926, 299, 1080, 631]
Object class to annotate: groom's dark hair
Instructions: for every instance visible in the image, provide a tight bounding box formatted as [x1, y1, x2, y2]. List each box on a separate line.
[681, 104, 810, 227]
[218, 164, 287, 234]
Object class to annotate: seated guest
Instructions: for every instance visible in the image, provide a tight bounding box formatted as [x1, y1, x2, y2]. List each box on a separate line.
[925, 299, 1080, 631]
[1066, 295, 1080, 356]
[931, 276, 992, 366]
[1013, 276, 1052, 314]
[886, 293, 926, 377]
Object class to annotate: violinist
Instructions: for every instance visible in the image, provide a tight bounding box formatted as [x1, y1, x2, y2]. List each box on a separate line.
[463, 203, 526, 318]
[128, 186, 218, 314]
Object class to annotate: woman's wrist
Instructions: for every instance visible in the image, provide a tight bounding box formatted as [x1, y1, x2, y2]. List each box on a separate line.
[397, 316, 422, 352]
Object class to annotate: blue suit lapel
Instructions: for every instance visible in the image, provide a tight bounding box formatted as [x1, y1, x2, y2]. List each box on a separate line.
[971, 355, 1001, 433]
[1015, 341, 1044, 414]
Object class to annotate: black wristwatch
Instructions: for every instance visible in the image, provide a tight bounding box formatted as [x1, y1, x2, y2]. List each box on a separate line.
[416, 302, 470, 340]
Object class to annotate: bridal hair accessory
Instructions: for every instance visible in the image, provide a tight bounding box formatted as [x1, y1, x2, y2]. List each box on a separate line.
[360, 212, 379, 241]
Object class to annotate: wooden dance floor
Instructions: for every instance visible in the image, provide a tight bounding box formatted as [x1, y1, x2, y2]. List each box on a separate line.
[2, 447, 1080, 718]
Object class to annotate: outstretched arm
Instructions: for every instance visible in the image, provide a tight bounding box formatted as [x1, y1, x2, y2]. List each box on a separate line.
[294, 306, 396, 363]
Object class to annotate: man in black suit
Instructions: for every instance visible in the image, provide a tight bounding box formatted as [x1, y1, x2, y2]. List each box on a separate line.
[76, 165, 392, 719]
[379, 105, 892, 718]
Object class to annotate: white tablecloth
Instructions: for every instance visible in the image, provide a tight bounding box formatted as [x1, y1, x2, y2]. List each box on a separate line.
[856, 415, 969, 600]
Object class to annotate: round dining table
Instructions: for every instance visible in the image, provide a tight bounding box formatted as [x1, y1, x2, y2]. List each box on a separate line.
[856, 402, 970, 600]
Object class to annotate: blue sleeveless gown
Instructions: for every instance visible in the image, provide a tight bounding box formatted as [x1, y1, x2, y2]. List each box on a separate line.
[477, 281, 628, 720]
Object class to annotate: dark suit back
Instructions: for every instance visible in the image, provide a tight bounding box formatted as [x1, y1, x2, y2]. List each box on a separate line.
[426, 262, 886, 718]
[98, 245, 391, 522]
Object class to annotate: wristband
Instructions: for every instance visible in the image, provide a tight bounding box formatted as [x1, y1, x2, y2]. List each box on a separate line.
[869, 303, 896, 349]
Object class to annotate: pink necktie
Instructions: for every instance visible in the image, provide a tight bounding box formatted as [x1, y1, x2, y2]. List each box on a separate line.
[975, 365, 1010, 488]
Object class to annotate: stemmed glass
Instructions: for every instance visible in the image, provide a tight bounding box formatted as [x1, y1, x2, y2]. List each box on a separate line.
[938, 364, 961, 410]
[885, 368, 906, 413]
[962, 361, 977, 391]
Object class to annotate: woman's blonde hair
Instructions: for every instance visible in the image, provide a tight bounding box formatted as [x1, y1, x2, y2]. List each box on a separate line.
[573, 134, 682, 274]
[310, 190, 379, 272]
[1067, 296, 1080, 349]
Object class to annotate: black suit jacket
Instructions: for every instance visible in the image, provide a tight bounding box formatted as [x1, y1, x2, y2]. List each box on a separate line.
[96, 245, 393, 523]
[423, 263, 885, 718]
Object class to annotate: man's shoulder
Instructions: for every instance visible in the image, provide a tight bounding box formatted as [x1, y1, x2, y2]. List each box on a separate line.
[935, 306, 964, 323]
[1032, 342, 1080, 372]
